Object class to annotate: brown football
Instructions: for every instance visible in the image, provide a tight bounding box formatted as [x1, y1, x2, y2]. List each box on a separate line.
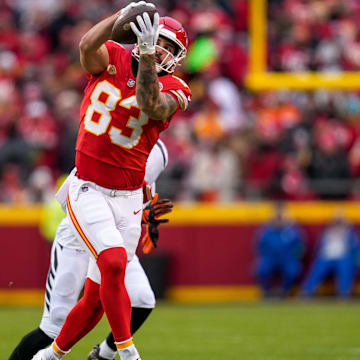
[111, 4, 158, 44]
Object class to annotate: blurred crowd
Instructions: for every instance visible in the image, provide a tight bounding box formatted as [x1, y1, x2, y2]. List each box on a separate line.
[1, 0, 360, 203]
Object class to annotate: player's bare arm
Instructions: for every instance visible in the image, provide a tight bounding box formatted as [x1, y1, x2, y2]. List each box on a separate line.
[137, 54, 177, 121]
[79, 2, 145, 75]
[79, 15, 116, 75]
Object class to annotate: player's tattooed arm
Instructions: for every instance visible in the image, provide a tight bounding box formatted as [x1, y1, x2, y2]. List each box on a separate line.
[136, 54, 177, 121]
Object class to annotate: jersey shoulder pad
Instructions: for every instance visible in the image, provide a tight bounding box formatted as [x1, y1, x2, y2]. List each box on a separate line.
[105, 40, 127, 63]
[103, 41, 131, 77]
[171, 75, 191, 90]
[160, 75, 190, 91]
[105, 40, 126, 51]
[160, 75, 192, 111]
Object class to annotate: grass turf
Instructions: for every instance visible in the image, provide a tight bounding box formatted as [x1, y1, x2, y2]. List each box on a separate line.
[1, 301, 360, 360]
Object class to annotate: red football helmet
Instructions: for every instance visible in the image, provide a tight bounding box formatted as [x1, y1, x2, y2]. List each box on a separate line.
[132, 16, 188, 73]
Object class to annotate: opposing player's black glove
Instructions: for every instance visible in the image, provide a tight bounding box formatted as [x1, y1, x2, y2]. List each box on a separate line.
[142, 194, 173, 253]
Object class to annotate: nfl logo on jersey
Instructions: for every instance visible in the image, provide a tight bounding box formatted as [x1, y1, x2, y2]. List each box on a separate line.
[127, 79, 135, 87]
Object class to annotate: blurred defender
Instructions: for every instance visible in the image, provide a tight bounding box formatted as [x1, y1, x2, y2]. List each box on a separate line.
[9, 140, 170, 360]
[32, 1, 190, 359]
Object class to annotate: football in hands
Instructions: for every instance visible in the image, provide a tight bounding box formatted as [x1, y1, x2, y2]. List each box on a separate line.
[111, 3, 158, 44]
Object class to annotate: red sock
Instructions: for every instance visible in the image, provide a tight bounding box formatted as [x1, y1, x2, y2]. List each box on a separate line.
[56, 278, 103, 351]
[97, 247, 132, 343]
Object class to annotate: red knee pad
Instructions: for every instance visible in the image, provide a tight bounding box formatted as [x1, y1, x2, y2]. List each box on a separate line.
[97, 247, 127, 278]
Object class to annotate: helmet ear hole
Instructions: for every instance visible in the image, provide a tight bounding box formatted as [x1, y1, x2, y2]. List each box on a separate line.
[174, 44, 181, 57]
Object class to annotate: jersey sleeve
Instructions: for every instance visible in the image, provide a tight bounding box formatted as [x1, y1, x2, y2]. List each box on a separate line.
[160, 75, 192, 112]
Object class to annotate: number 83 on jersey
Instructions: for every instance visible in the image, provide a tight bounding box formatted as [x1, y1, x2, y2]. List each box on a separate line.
[84, 80, 149, 149]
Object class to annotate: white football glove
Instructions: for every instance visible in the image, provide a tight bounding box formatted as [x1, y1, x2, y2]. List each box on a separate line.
[117, 1, 155, 19]
[130, 12, 161, 55]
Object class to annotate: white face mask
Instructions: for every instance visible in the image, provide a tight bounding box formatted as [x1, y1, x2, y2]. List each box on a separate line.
[154, 44, 177, 73]
[132, 42, 186, 74]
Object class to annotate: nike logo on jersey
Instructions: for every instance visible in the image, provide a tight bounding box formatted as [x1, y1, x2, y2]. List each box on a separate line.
[133, 209, 142, 215]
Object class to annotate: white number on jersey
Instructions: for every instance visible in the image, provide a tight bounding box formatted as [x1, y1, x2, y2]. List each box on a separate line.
[84, 80, 149, 149]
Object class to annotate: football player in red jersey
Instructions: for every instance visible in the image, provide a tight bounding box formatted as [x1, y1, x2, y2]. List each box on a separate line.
[32, 2, 191, 360]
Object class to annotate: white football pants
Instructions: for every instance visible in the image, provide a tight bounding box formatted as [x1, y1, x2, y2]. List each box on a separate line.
[39, 228, 155, 338]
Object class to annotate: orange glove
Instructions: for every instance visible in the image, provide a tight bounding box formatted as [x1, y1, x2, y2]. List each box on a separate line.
[141, 194, 173, 254]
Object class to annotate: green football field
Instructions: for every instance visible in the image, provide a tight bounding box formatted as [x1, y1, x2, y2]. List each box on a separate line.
[1, 301, 360, 360]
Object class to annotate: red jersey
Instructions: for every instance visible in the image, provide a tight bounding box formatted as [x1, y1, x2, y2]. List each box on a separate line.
[76, 40, 191, 190]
